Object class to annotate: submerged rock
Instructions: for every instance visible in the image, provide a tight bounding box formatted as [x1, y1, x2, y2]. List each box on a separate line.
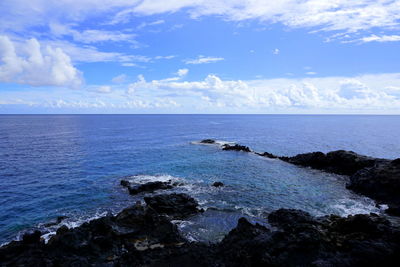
[222, 144, 251, 152]
[200, 139, 216, 144]
[144, 193, 202, 218]
[256, 151, 278, 159]
[121, 180, 174, 195]
[212, 182, 224, 187]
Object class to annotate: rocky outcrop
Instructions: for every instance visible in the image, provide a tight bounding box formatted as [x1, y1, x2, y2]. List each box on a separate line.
[222, 144, 251, 152]
[348, 159, 400, 207]
[121, 180, 174, 195]
[200, 139, 216, 144]
[212, 182, 224, 187]
[2, 203, 400, 266]
[255, 151, 278, 159]
[280, 150, 387, 175]
[275, 150, 400, 214]
[144, 193, 202, 218]
[217, 209, 400, 267]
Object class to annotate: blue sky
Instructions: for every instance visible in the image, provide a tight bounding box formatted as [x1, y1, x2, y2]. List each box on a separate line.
[1, 0, 400, 114]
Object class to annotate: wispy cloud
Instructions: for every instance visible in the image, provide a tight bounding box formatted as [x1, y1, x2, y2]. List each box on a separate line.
[184, 55, 224, 65]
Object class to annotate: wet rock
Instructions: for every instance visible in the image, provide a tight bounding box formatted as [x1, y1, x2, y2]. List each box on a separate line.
[22, 230, 42, 244]
[212, 182, 224, 187]
[217, 209, 400, 267]
[348, 159, 400, 207]
[200, 139, 216, 144]
[256, 151, 278, 159]
[121, 180, 174, 195]
[281, 150, 385, 175]
[120, 179, 130, 187]
[2, 206, 400, 266]
[144, 193, 201, 218]
[222, 144, 251, 152]
[127, 181, 174, 195]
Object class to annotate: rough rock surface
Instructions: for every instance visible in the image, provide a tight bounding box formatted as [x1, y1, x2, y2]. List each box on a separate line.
[1, 205, 400, 267]
[217, 209, 400, 267]
[144, 193, 202, 218]
[280, 150, 387, 175]
[348, 159, 400, 207]
[222, 144, 251, 152]
[121, 180, 174, 195]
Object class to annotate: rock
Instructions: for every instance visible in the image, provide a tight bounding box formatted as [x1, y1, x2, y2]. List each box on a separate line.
[121, 180, 174, 195]
[2, 206, 400, 266]
[281, 150, 387, 175]
[144, 193, 201, 218]
[222, 144, 251, 152]
[200, 139, 216, 144]
[348, 160, 400, 206]
[127, 181, 174, 195]
[22, 230, 42, 244]
[267, 208, 315, 229]
[217, 209, 400, 267]
[256, 152, 278, 159]
[120, 179, 130, 187]
[212, 182, 224, 187]
[386, 205, 400, 216]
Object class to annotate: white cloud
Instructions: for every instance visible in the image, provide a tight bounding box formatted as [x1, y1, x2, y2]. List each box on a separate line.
[112, 74, 127, 84]
[2, 72, 400, 113]
[185, 55, 224, 64]
[96, 85, 112, 93]
[0, 36, 82, 87]
[176, 68, 189, 77]
[359, 34, 400, 43]
[127, 0, 400, 34]
[49, 23, 138, 44]
[122, 72, 400, 111]
[306, 72, 317, 75]
[137, 19, 165, 30]
[273, 48, 280, 55]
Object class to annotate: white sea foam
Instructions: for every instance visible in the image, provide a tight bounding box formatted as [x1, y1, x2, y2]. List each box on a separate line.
[123, 174, 183, 184]
[191, 140, 236, 147]
[331, 198, 381, 216]
[37, 211, 110, 243]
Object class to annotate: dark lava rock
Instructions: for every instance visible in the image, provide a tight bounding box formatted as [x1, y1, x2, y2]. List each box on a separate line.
[222, 144, 251, 152]
[281, 150, 387, 175]
[348, 159, 400, 207]
[256, 151, 278, 159]
[212, 182, 224, 187]
[120, 179, 130, 187]
[2, 206, 400, 267]
[200, 139, 216, 144]
[121, 180, 174, 195]
[144, 193, 201, 218]
[217, 209, 400, 267]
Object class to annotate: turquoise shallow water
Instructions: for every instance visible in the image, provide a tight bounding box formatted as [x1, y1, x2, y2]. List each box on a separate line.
[1, 114, 399, 243]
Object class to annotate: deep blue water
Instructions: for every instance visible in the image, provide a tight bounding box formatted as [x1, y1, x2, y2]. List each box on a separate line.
[1, 115, 400, 244]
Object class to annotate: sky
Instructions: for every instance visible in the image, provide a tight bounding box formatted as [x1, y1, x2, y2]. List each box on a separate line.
[1, 0, 400, 114]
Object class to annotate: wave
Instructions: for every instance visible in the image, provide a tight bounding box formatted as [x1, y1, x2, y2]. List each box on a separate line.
[330, 198, 382, 216]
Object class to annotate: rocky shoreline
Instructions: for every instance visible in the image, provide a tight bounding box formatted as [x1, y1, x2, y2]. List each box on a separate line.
[202, 139, 400, 217]
[1, 140, 400, 266]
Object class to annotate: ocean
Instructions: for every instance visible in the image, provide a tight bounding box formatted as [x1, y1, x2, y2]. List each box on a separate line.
[1, 114, 399, 244]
